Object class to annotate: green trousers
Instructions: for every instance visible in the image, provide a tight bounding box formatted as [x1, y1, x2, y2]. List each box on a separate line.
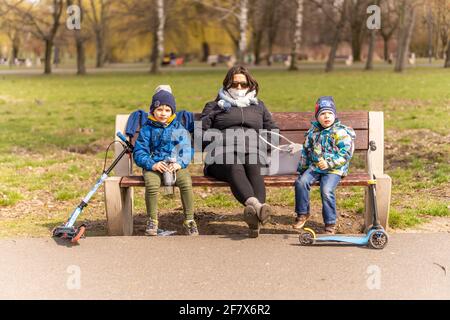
[143, 169, 194, 221]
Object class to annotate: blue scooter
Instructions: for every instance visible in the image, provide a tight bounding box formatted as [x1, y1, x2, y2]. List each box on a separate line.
[52, 132, 133, 243]
[298, 140, 389, 249]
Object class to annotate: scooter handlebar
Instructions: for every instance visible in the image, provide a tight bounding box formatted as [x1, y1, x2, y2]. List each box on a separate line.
[116, 132, 134, 151]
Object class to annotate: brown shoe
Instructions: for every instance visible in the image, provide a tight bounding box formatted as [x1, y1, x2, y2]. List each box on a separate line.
[292, 214, 310, 229]
[324, 224, 336, 234]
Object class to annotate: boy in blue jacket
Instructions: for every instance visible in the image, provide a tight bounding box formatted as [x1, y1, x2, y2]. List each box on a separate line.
[133, 88, 197, 236]
[292, 96, 356, 234]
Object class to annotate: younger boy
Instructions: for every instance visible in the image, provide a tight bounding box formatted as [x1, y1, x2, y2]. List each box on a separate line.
[292, 96, 355, 234]
[133, 88, 197, 236]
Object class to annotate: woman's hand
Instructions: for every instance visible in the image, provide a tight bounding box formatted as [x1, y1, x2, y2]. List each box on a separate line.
[152, 161, 170, 173]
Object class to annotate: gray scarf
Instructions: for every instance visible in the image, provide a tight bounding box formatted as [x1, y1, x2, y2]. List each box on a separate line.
[217, 88, 258, 111]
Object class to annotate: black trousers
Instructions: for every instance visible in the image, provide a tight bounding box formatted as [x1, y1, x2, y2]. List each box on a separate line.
[206, 157, 266, 205]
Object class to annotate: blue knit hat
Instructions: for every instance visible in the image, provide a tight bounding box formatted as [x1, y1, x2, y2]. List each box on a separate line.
[150, 90, 176, 114]
[315, 96, 336, 119]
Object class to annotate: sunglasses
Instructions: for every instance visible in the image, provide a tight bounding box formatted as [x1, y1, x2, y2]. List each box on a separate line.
[231, 81, 249, 89]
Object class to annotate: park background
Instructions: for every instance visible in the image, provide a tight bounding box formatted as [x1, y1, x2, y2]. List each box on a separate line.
[0, 0, 449, 237]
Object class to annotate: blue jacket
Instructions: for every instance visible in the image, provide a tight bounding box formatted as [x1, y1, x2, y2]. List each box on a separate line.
[133, 114, 194, 171]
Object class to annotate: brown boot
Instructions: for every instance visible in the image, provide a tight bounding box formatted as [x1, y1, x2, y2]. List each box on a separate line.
[324, 224, 336, 234]
[292, 214, 310, 229]
[243, 205, 260, 238]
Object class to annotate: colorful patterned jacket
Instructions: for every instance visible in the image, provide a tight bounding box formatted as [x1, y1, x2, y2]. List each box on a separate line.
[298, 120, 356, 176]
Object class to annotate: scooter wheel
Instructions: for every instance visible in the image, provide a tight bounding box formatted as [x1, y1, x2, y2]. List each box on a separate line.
[299, 228, 316, 246]
[71, 225, 86, 243]
[368, 230, 388, 249]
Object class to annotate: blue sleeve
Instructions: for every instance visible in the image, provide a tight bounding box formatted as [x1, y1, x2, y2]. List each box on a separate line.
[133, 127, 156, 171]
[126, 110, 148, 138]
[176, 111, 195, 133]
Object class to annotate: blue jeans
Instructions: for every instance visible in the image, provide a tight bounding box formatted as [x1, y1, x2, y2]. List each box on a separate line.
[294, 168, 341, 225]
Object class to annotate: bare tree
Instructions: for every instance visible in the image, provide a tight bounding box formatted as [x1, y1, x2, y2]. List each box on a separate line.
[249, 0, 264, 65]
[380, 0, 399, 62]
[365, 0, 381, 70]
[249, 0, 288, 66]
[1, 0, 27, 65]
[10, 0, 64, 74]
[289, 0, 304, 71]
[394, 0, 417, 72]
[1, 12, 22, 65]
[116, 0, 170, 74]
[151, 0, 165, 73]
[424, 1, 434, 63]
[312, 0, 349, 72]
[347, 0, 370, 62]
[84, 0, 111, 68]
[237, 0, 248, 63]
[265, 0, 285, 65]
[194, 0, 249, 64]
[445, 41, 450, 67]
[66, 0, 89, 75]
[434, 0, 449, 62]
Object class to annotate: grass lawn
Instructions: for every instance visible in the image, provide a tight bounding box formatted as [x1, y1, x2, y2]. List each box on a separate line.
[0, 67, 449, 237]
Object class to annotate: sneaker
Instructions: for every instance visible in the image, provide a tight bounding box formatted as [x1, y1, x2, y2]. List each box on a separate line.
[145, 219, 158, 236]
[183, 220, 199, 236]
[324, 224, 336, 234]
[243, 205, 260, 238]
[292, 214, 310, 229]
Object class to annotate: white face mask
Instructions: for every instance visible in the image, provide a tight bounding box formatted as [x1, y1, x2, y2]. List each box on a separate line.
[228, 88, 248, 99]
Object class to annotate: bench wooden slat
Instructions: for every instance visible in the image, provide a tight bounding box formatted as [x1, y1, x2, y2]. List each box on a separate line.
[120, 173, 371, 188]
[194, 111, 369, 130]
[271, 112, 368, 131]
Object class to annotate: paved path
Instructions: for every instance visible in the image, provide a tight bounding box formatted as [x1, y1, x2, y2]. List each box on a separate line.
[1, 233, 449, 300]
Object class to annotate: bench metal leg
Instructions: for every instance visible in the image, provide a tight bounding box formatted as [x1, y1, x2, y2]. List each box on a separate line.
[364, 174, 392, 231]
[104, 177, 134, 236]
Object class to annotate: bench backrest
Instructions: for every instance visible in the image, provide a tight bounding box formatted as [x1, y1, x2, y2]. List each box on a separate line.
[114, 111, 384, 177]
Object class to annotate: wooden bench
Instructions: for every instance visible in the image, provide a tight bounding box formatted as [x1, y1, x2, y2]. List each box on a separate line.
[104, 111, 391, 236]
[335, 55, 353, 66]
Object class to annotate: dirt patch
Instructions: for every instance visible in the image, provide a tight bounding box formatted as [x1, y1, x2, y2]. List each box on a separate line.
[66, 138, 113, 155]
[385, 128, 450, 170]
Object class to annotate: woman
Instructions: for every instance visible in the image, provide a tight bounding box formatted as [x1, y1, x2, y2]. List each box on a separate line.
[200, 65, 279, 238]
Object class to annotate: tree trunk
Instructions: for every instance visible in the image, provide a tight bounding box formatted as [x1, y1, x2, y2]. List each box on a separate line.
[426, 3, 433, 64]
[326, 0, 348, 73]
[201, 41, 209, 63]
[265, 0, 280, 66]
[151, 0, 165, 74]
[237, 0, 249, 64]
[289, 0, 304, 71]
[395, 1, 416, 72]
[44, 39, 53, 75]
[445, 42, 450, 68]
[351, 29, 363, 62]
[9, 38, 19, 67]
[252, 28, 263, 65]
[266, 42, 273, 66]
[76, 38, 86, 75]
[382, 34, 389, 61]
[95, 30, 104, 68]
[365, 29, 376, 70]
